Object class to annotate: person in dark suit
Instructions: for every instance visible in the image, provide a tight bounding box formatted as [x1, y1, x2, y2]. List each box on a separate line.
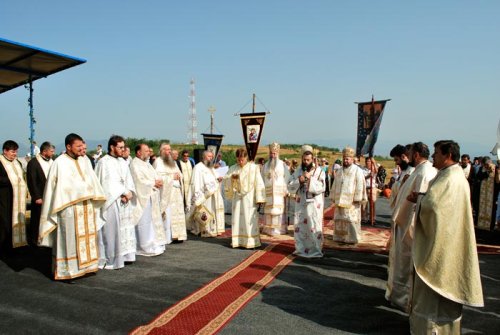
[26, 141, 55, 246]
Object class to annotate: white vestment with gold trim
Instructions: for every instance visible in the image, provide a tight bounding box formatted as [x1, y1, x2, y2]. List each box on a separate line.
[261, 159, 290, 236]
[224, 162, 265, 248]
[154, 160, 187, 241]
[0, 155, 28, 248]
[331, 164, 367, 244]
[187, 162, 225, 237]
[39, 154, 106, 280]
[130, 157, 167, 256]
[385, 160, 437, 312]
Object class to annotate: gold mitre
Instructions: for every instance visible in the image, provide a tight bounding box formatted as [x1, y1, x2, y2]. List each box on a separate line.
[269, 142, 280, 152]
[301, 145, 313, 153]
[342, 146, 355, 157]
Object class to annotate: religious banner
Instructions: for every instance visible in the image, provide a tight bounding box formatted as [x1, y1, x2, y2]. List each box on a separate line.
[356, 98, 390, 157]
[201, 133, 224, 162]
[239, 112, 266, 161]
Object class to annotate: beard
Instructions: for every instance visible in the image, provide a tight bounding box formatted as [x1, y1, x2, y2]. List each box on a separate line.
[162, 154, 176, 167]
[301, 162, 313, 172]
[399, 161, 409, 170]
[268, 158, 277, 170]
[203, 159, 214, 168]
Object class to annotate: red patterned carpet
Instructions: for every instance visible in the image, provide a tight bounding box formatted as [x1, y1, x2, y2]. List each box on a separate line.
[131, 204, 498, 335]
[130, 243, 295, 335]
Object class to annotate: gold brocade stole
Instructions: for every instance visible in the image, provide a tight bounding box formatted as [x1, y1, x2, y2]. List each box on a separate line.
[71, 156, 98, 267]
[0, 155, 27, 248]
[232, 163, 253, 194]
[264, 165, 285, 211]
[74, 200, 98, 267]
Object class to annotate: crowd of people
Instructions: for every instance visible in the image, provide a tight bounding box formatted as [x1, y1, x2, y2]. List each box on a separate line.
[1, 134, 498, 334]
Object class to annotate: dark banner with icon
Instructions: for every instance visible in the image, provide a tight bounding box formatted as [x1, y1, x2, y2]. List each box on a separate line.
[239, 112, 266, 161]
[356, 98, 389, 157]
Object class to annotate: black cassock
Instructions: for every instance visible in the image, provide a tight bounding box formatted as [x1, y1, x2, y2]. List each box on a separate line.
[26, 157, 48, 246]
[0, 161, 15, 251]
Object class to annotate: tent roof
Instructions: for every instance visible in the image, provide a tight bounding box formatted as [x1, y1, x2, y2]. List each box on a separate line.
[0, 37, 86, 94]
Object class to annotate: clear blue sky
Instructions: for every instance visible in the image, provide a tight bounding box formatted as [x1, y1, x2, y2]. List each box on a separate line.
[1, 0, 499, 157]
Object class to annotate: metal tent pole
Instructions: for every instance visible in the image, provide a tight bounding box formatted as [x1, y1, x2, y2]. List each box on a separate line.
[28, 75, 35, 156]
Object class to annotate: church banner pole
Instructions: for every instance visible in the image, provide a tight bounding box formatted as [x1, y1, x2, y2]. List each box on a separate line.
[369, 96, 375, 226]
[370, 162, 375, 226]
[28, 75, 35, 156]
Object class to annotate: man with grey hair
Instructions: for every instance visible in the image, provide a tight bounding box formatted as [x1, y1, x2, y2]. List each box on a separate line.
[261, 142, 290, 236]
[154, 143, 187, 242]
[187, 150, 225, 236]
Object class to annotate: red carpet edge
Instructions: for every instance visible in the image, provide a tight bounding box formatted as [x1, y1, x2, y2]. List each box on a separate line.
[130, 243, 295, 335]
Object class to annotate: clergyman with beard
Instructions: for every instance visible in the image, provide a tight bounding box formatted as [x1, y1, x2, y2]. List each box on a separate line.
[261, 142, 290, 236]
[385, 142, 437, 313]
[186, 150, 225, 237]
[153, 143, 187, 242]
[95, 135, 137, 270]
[330, 146, 367, 245]
[288, 148, 325, 257]
[389, 144, 414, 208]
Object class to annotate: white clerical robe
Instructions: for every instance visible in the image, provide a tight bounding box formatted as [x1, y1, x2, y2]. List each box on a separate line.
[187, 162, 225, 237]
[331, 164, 367, 244]
[288, 166, 325, 258]
[389, 166, 414, 209]
[411, 164, 483, 334]
[0, 155, 28, 248]
[262, 159, 290, 236]
[130, 157, 168, 256]
[224, 162, 265, 249]
[179, 160, 193, 208]
[154, 160, 187, 241]
[39, 154, 106, 280]
[95, 155, 137, 270]
[35, 154, 53, 177]
[385, 160, 437, 312]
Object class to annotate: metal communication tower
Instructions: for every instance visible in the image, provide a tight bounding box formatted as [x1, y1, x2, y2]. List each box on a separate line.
[187, 78, 198, 144]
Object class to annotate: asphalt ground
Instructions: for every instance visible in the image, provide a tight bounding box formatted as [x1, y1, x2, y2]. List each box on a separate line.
[1, 197, 499, 335]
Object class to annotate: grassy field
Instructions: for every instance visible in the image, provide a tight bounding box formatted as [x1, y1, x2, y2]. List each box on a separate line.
[169, 143, 397, 182]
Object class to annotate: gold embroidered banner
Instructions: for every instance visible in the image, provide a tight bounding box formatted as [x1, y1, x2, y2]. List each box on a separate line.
[239, 112, 266, 161]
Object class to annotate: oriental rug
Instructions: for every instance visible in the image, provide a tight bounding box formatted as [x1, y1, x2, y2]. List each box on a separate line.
[261, 223, 390, 254]
[130, 243, 295, 335]
[254, 203, 497, 254]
